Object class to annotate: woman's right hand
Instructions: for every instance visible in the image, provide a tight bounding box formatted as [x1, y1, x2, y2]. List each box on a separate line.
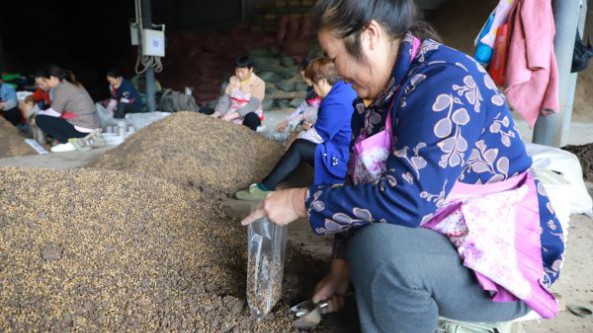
[312, 259, 350, 313]
[276, 120, 288, 132]
[301, 121, 313, 130]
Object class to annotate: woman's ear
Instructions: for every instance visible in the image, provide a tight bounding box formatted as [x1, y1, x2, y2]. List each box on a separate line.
[363, 20, 382, 51]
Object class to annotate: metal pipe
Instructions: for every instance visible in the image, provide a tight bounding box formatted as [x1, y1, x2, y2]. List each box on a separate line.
[0, 2, 5, 70]
[140, 0, 156, 113]
[533, 0, 586, 147]
[241, 0, 246, 21]
[0, 20, 5, 70]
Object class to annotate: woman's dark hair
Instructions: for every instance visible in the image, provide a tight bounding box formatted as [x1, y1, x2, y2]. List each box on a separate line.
[235, 55, 254, 69]
[298, 56, 313, 71]
[304, 57, 341, 85]
[106, 69, 123, 79]
[314, 0, 441, 59]
[36, 66, 80, 86]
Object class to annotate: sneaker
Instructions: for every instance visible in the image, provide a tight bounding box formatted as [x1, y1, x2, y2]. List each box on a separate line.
[235, 183, 270, 201]
[50, 142, 76, 153]
[69, 131, 106, 151]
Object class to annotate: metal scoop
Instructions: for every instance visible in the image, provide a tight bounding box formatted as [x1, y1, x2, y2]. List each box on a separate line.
[290, 292, 354, 330]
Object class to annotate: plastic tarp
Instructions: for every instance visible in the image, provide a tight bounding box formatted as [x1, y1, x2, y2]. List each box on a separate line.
[526, 143, 593, 232]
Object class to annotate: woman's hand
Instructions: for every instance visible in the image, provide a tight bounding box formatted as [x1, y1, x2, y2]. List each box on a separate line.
[222, 112, 239, 122]
[313, 259, 350, 313]
[276, 120, 289, 133]
[210, 111, 222, 118]
[301, 121, 313, 130]
[241, 187, 308, 226]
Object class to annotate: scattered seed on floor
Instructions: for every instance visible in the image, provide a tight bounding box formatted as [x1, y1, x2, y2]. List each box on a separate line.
[0, 117, 36, 158]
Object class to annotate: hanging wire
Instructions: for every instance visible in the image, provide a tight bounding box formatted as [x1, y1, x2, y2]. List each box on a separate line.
[134, 0, 164, 75]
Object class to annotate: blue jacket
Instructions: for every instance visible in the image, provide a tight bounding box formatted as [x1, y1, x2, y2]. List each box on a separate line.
[305, 34, 564, 287]
[110, 79, 142, 112]
[313, 80, 357, 185]
[0, 83, 18, 111]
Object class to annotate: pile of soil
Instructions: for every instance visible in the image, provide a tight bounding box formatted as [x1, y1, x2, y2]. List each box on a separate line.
[90, 112, 286, 198]
[0, 117, 35, 158]
[0, 167, 325, 332]
[563, 143, 593, 181]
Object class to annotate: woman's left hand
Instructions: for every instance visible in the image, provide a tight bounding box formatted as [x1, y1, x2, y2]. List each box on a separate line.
[241, 187, 308, 226]
[222, 112, 239, 122]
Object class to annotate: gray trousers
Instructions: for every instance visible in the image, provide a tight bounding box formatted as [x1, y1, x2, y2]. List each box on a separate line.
[347, 224, 531, 333]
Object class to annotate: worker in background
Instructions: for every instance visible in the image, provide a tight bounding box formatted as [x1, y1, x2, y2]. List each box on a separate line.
[106, 70, 143, 118]
[34, 66, 100, 153]
[209, 55, 265, 131]
[235, 57, 356, 200]
[0, 74, 21, 126]
[276, 57, 322, 134]
[32, 73, 52, 110]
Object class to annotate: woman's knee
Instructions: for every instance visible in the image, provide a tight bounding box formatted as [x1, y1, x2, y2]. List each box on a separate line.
[289, 139, 309, 151]
[242, 113, 260, 130]
[34, 115, 50, 129]
[348, 224, 399, 285]
[347, 224, 452, 286]
[289, 139, 316, 157]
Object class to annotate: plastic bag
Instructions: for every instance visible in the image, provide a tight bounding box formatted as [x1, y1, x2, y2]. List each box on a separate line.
[571, 31, 593, 73]
[246, 217, 287, 318]
[525, 143, 593, 233]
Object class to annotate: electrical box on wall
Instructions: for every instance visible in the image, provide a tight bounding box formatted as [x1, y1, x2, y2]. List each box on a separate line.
[142, 29, 165, 57]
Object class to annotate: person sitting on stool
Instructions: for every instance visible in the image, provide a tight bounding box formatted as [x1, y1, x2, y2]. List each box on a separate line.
[34, 66, 100, 153]
[235, 57, 357, 200]
[207, 56, 266, 131]
[106, 70, 143, 118]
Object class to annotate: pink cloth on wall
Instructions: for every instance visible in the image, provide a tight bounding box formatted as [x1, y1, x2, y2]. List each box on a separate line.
[504, 0, 559, 128]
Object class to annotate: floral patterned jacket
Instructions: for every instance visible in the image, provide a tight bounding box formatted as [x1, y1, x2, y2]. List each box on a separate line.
[305, 33, 565, 286]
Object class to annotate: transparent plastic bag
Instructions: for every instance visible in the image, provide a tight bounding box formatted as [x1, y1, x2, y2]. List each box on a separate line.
[246, 217, 287, 318]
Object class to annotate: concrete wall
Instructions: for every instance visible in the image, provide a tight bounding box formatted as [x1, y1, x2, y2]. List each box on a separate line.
[150, 0, 460, 32]
[153, 0, 251, 31]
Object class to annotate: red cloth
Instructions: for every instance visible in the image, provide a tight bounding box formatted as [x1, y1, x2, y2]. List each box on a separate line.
[61, 111, 78, 120]
[503, 0, 559, 128]
[32, 88, 51, 105]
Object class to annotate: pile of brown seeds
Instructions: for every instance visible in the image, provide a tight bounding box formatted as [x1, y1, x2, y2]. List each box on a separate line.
[247, 254, 285, 318]
[0, 167, 325, 332]
[564, 144, 593, 181]
[89, 112, 286, 198]
[0, 117, 35, 158]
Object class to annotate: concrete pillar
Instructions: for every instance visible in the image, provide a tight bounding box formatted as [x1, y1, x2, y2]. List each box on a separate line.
[533, 0, 587, 147]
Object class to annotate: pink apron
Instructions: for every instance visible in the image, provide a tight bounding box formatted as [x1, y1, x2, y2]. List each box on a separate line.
[229, 86, 264, 125]
[350, 105, 395, 184]
[348, 39, 558, 318]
